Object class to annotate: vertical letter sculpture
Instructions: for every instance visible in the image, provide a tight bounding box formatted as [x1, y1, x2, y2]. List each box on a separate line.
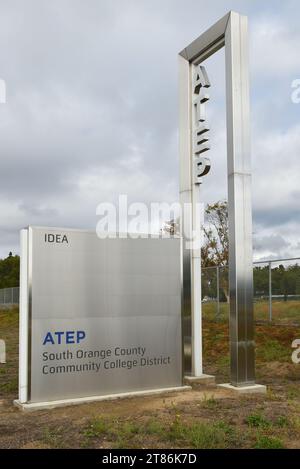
[179, 11, 266, 392]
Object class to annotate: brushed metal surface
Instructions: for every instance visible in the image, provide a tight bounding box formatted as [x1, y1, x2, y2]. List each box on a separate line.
[179, 54, 193, 375]
[225, 13, 255, 386]
[179, 11, 255, 386]
[179, 12, 230, 62]
[19, 229, 29, 402]
[179, 54, 203, 377]
[27, 227, 182, 402]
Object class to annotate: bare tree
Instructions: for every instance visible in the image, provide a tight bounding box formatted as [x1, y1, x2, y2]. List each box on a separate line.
[202, 200, 228, 267]
[202, 200, 229, 301]
[161, 201, 229, 299]
[160, 202, 228, 264]
[160, 218, 180, 236]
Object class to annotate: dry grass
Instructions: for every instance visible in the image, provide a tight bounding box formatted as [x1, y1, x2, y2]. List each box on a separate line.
[202, 300, 300, 324]
[0, 307, 300, 449]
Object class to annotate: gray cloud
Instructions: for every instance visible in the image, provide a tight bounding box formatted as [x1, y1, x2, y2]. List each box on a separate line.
[0, 0, 299, 259]
[254, 207, 300, 228]
[254, 234, 289, 252]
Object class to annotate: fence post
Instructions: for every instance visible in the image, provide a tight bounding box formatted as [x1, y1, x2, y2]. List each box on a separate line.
[216, 266, 220, 320]
[0, 340, 6, 363]
[269, 262, 272, 322]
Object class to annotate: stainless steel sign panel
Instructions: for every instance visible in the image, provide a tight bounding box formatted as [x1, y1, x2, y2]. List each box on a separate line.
[179, 11, 255, 386]
[22, 227, 182, 403]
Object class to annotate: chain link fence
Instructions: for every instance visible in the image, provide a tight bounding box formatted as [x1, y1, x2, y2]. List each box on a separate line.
[1, 256, 299, 323]
[202, 257, 300, 324]
[0, 287, 19, 306]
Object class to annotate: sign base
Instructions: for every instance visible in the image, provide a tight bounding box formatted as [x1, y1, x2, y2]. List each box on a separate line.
[13, 385, 191, 412]
[218, 383, 267, 394]
[184, 374, 215, 385]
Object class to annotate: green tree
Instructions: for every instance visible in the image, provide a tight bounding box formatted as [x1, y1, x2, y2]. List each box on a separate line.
[162, 203, 300, 302]
[0, 253, 20, 288]
[202, 201, 228, 267]
[202, 201, 229, 301]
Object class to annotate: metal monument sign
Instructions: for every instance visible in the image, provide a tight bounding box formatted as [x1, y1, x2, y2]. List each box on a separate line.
[179, 10, 263, 390]
[16, 11, 264, 410]
[17, 227, 182, 407]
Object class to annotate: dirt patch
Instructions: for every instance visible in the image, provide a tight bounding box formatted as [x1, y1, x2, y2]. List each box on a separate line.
[1, 308, 300, 448]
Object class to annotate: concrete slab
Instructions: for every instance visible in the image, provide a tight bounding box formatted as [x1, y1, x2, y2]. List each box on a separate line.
[13, 385, 191, 412]
[184, 374, 215, 385]
[218, 383, 267, 395]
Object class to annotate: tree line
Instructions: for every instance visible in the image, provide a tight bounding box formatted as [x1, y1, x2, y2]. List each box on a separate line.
[1, 203, 299, 300]
[253, 263, 300, 299]
[0, 253, 20, 289]
[162, 200, 300, 302]
[202, 263, 300, 302]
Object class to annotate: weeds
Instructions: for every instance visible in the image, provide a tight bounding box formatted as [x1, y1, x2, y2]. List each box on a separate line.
[275, 416, 289, 428]
[168, 415, 236, 449]
[41, 426, 65, 448]
[254, 434, 284, 449]
[201, 394, 218, 409]
[245, 413, 271, 429]
[256, 339, 290, 362]
[83, 418, 109, 438]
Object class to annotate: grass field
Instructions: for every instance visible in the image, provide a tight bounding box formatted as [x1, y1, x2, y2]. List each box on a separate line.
[203, 300, 300, 324]
[0, 307, 300, 449]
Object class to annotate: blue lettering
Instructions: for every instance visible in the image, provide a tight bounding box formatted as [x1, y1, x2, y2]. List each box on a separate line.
[77, 331, 86, 343]
[43, 332, 55, 345]
[66, 331, 75, 344]
[55, 331, 64, 344]
[42, 330, 86, 345]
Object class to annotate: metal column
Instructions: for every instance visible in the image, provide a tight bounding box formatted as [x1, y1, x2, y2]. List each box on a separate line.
[225, 13, 255, 386]
[179, 11, 256, 387]
[269, 262, 272, 322]
[179, 55, 203, 376]
[216, 266, 220, 320]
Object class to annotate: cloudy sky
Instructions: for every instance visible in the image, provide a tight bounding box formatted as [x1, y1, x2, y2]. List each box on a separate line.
[0, 0, 299, 261]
